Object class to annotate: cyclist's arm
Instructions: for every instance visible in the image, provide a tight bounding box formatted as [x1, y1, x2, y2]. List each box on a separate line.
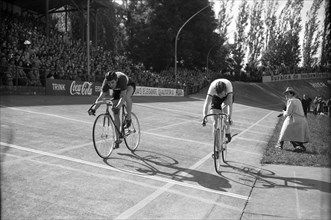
[94, 91, 108, 111]
[225, 93, 233, 119]
[203, 94, 212, 118]
[115, 89, 127, 109]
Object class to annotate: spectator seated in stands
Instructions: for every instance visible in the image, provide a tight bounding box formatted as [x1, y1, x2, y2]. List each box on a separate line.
[15, 59, 30, 86]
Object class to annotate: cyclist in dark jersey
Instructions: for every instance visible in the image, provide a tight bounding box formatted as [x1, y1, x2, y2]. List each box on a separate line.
[88, 71, 136, 148]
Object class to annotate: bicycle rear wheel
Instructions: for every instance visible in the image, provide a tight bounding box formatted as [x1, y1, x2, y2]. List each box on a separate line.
[213, 128, 222, 173]
[92, 114, 115, 158]
[123, 112, 141, 151]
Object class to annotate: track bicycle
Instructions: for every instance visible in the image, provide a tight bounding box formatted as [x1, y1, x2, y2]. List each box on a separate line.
[89, 99, 141, 159]
[202, 112, 230, 173]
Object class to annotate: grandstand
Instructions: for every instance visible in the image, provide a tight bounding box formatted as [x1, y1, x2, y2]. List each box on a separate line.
[1, 0, 330, 101]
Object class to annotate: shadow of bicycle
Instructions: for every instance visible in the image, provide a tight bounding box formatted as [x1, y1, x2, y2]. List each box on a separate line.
[220, 160, 331, 193]
[103, 149, 232, 193]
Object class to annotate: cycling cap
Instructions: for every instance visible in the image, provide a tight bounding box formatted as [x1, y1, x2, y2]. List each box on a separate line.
[105, 71, 117, 81]
[215, 81, 226, 94]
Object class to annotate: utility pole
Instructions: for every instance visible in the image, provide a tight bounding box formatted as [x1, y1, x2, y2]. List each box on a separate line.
[174, 4, 209, 85]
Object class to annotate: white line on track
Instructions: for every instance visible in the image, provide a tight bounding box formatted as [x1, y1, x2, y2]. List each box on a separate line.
[0, 142, 248, 201]
[19, 153, 243, 213]
[1, 104, 266, 157]
[114, 151, 226, 220]
[0, 107, 260, 156]
[243, 129, 273, 136]
[235, 111, 274, 136]
[293, 171, 302, 219]
[0, 105, 91, 124]
[1, 141, 93, 165]
[1, 103, 274, 219]
[114, 111, 274, 219]
[136, 103, 269, 118]
[235, 136, 268, 144]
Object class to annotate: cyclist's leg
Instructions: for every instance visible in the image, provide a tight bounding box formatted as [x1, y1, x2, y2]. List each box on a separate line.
[210, 108, 222, 132]
[222, 103, 232, 142]
[125, 85, 135, 121]
[112, 99, 120, 138]
[112, 90, 121, 142]
[210, 96, 223, 132]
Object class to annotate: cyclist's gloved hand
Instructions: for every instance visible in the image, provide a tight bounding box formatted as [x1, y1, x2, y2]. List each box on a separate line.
[202, 119, 207, 127]
[112, 107, 120, 114]
[88, 108, 95, 116]
[228, 117, 233, 125]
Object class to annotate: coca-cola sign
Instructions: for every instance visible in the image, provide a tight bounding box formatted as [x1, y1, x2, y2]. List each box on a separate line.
[70, 81, 93, 95]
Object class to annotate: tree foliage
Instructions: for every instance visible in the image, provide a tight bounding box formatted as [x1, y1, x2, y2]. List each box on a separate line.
[124, 0, 219, 72]
[263, 0, 278, 50]
[232, 0, 249, 75]
[302, 0, 323, 68]
[261, 0, 303, 73]
[321, 0, 331, 66]
[217, 0, 234, 38]
[49, 0, 327, 77]
[247, 0, 265, 67]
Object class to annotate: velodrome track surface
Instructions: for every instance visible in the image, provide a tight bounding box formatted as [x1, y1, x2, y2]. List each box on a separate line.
[0, 79, 329, 219]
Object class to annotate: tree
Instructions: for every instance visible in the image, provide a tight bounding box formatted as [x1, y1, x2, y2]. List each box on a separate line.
[246, 0, 265, 67]
[127, 0, 219, 72]
[302, 0, 323, 68]
[263, 0, 279, 50]
[261, 0, 303, 74]
[233, 0, 249, 76]
[321, 0, 331, 67]
[217, 0, 234, 39]
[96, 3, 119, 52]
[122, 0, 153, 63]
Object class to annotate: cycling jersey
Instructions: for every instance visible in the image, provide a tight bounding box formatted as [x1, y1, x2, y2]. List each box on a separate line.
[207, 79, 233, 110]
[101, 72, 136, 100]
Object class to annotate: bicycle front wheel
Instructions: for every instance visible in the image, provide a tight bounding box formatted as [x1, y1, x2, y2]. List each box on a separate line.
[123, 112, 141, 152]
[93, 114, 115, 159]
[213, 128, 222, 173]
[221, 127, 227, 163]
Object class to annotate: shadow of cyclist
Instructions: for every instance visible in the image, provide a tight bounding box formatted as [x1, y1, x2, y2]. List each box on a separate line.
[221, 161, 330, 193]
[103, 149, 232, 192]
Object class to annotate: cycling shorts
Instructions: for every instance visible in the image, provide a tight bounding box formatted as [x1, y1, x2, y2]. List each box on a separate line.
[113, 82, 136, 100]
[210, 94, 234, 110]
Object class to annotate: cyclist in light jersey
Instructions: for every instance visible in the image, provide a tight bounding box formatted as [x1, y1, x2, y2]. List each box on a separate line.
[202, 78, 233, 142]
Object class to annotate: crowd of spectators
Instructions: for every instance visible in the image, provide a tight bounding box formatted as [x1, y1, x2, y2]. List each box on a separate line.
[0, 11, 211, 91]
[311, 95, 331, 116]
[300, 94, 331, 117]
[261, 63, 331, 77]
[1, 10, 328, 93]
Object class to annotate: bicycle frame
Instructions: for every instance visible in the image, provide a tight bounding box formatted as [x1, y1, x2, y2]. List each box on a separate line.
[90, 99, 141, 159]
[203, 112, 229, 173]
[90, 99, 125, 136]
[203, 112, 229, 132]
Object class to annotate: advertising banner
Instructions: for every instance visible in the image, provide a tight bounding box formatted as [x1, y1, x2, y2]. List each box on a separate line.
[134, 86, 184, 96]
[262, 72, 330, 83]
[46, 79, 102, 96]
[46, 79, 184, 97]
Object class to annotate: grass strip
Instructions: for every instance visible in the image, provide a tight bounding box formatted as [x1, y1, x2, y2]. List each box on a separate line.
[262, 113, 331, 167]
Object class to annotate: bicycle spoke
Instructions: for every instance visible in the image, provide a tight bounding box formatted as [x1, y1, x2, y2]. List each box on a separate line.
[221, 129, 227, 163]
[214, 129, 221, 173]
[124, 112, 140, 151]
[93, 114, 115, 158]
